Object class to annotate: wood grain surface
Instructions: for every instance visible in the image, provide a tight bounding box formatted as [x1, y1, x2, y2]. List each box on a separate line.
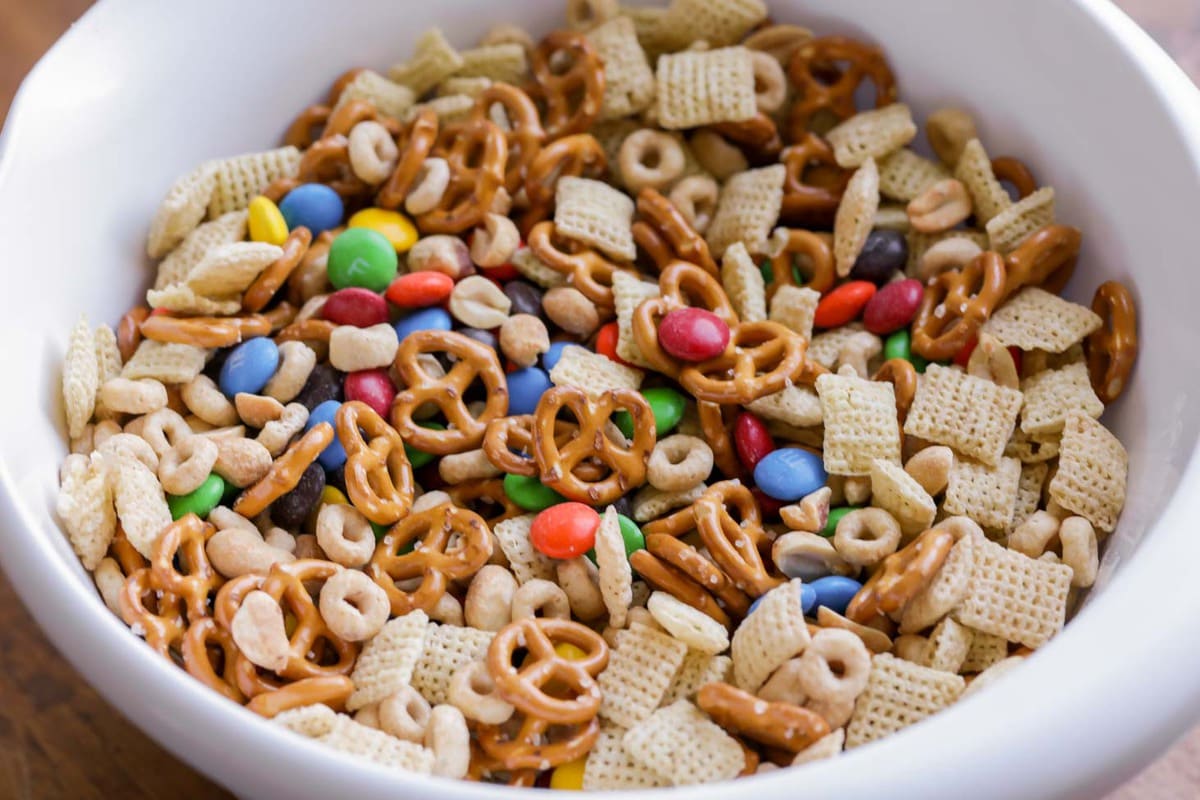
[1, 1, 1197, 798]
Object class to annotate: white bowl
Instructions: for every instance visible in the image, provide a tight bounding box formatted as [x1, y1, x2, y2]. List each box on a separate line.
[2, 0, 1199, 797]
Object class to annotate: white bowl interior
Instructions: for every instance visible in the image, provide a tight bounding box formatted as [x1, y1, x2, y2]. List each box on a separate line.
[2, 0, 1200, 798]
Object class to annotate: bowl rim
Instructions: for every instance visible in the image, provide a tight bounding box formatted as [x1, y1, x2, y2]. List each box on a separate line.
[2, 0, 1200, 797]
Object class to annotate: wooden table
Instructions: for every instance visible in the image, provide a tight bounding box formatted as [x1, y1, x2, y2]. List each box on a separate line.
[1, 1, 1197, 797]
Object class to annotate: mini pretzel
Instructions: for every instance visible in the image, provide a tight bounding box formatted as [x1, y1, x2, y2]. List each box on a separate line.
[679, 321, 808, 404]
[787, 36, 897, 137]
[476, 714, 600, 771]
[141, 313, 272, 348]
[444, 479, 524, 530]
[242, 227, 313, 313]
[321, 98, 402, 140]
[286, 229, 337, 307]
[709, 113, 784, 162]
[992, 156, 1038, 199]
[630, 545, 732, 628]
[151, 513, 223, 622]
[632, 261, 739, 378]
[120, 568, 187, 657]
[767, 228, 836, 298]
[911, 251, 1007, 361]
[467, 741, 540, 786]
[1086, 280, 1137, 404]
[182, 616, 244, 703]
[233, 422, 334, 518]
[532, 386, 655, 505]
[779, 134, 848, 226]
[872, 357, 918, 425]
[275, 318, 337, 344]
[368, 504, 494, 615]
[417, 117, 508, 234]
[474, 83, 547, 193]
[284, 104, 332, 150]
[265, 135, 369, 201]
[487, 617, 608, 723]
[530, 31, 605, 140]
[647, 533, 751, 619]
[520, 133, 607, 234]
[376, 108, 439, 210]
[1002, 224, 1081, 299]
[695, 480, 782, 597]
[335, 401, 414, 526]
[483, 415, 605, 480]
[697, 682, 830, 752]
[246, 675, 355, 718]
[117, 306, 150, 362]
[845, 526, 955, 624]
[697, 400, 743, 479]
[527, 221, 633, 309]
[631, 187, 719, 277]
[390, 329, 509, 455]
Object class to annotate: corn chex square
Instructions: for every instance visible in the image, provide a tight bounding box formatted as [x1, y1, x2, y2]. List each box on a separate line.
[1005, 427, 1061, 464]
[870, 458, 936, 536]
[661, 0, 768, 48]
[550, 345, 643, 396]
[274, 704, 337, 738]
[954, 138, 1011, 224]
[1048, 411, 1127, 532]
[746, 384, 823, 428]
[834, 157, 881, 276]
[146, 163, 216, 258]
[900, 532, 978, 634]
[904, 364, 1023, 467]
[411, 622, 494, 706]
[769, 284, 821, 341]
[185, 241, 282, 297]
[57, 453, 116, 571]
[1007, 462, 1049, 535]
[584, 724, 669, 790]
[807, 324, 870, 369]
[705, 164, 786, 258]
[721, 242, 767, 322]
[317, 714, 435, 773]
[921, 616, 973, 673]
[599, 622, 688, 728]
[1020, 362, 1104, 436]
[986, 187, 1055, 253]
[960, 629, 1008, 674]
[878, 148, 950, 202]
[826, 104, 918, 169]
[154, 210, 248, 290]
[492, 514, 556, 584]
[586, 17, 656, 120]
[622, 700, 745, 786]
[437, 76, 491, 98]
[731, 579, 811, 691]
[595, 507, 633, 628]
[63, 316, 99, 439]
[455, 43, 528, 84]
[952, 538, 1071, 647]
[655, 46, 756, 130]
[554, 176, 636, 261]
[942, 457, 1022, 532]
[845, 653, 964, 748]
[332, 69, 415, 119]
[388, 28, 464, 96]
[612, 272, 660, 368]
[632, 483, 705, 522]
[816, 372, 902, 476]
[208, 146, 301, 217]
[146, 284, 242, 316]
[112, 455, 172, 559]
[121, 341, 208, 384]
[982, 287, 1102, 353]
[347, 610, 430, 710]
[510, 246, 567, 289]
[662, 650, 733, 705]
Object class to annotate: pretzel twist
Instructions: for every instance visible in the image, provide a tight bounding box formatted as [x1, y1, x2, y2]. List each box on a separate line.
[631, 187, 719, 277]
[335, 400, 414, 526]
[911, 251, 1007, 361]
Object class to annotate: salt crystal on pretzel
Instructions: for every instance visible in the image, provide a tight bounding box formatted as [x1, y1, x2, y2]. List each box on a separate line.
[877, 148, 951, 202]
[584, 723, 670, 790]
[720, 242, 767, 322]
[746, 385, 823, 428]
[816, 372, 902, 477]
[154, 210, 248, 291]
[1019, 362, 1104, 436]
[870, 458, 936, 537]
[554, 176, 637, 261]
[662, 650, 732, 705]
[833, 157, 880, 276]
[1048, 411, 1127, 532]
[318, 714, 435, 773]
[331, 69, 415, 120]
[599, 621, 688, 728]
[942, 456, 1022, 533]
[731, 578, 811, 692]
[954, 138, 1011, 224]
[986, 186, 1056, 253]
[631, 483, 705, 522]
[905, 229, 988, 276]
[121, 340, 209, 384]
[550, 345, 644, 396]
[112, 455, 172, 559]
[1005, 427, 1061, 464]
[704, 163, 785, 258]
[612, 271, 661, 368]
[56, 453, 116, 570]
[510, 246, 568, 289]
[960, 628, 1008, 674]
[454, 43, 528, 85]
[647, 591, 730, 654]
[586, 17, 656, 120]
[411, 622, 494, 706]
[185, 241, 283, 298]
[274, 704, 338, 738]
[952, 538, 1072, 647]
[983, 287, 1102, 356]
[388, 28, 465, 97]
[622, 700, 745, 786]
[347, 610, 430, 711]
[493, 514, 557, 584]
[655, 46, 756, 131]
[768, 284, 820, 340]
[825, 104, 918, 169]
[208, 146, 301, 217]
[146, 163, 217, 258]
[844, 653, 965, 748]
[147, 284, 242, 316]
[1007, 461, 1049, 535]
[595, 506, 634, 628]
[63, 316, 99, 439]
[904, 364, 1023, 467]
[920, 616, 973, 673]
[662, 0, 768, 48]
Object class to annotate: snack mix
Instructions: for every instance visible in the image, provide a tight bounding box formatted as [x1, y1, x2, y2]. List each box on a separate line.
[56, 0, 1138, 788]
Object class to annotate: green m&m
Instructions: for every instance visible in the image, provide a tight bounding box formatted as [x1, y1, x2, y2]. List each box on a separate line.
[327, 227, 398, 292]
[167, 473, 226, 520]
[614, 387, 686, 438]
[503, 473, 567, 512]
